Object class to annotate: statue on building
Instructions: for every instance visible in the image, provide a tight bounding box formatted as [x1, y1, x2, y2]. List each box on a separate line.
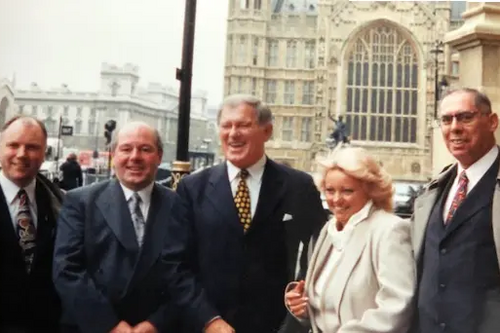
[327, 114, 349, 149]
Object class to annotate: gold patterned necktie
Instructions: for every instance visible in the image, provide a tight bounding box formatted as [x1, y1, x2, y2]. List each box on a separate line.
[16, 189, 37, 273]
[445, 171, 468, 224]
[235, 169, 251, 232]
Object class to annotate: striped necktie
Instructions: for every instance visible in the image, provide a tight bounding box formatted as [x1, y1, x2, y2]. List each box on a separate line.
[445, 171, 468, 224]
[128, 192, 146, 246]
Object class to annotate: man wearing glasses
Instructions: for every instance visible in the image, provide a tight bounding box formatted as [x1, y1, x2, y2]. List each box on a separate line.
[411, 88, 500, 333]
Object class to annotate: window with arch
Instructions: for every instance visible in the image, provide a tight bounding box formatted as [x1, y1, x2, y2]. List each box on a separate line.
[345, 25, 419, 143]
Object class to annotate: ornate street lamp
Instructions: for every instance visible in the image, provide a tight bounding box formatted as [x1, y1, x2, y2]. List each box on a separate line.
[171, 0, 198, 190]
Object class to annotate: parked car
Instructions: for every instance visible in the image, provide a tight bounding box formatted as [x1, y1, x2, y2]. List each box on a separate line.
[393, 182, 425, 218]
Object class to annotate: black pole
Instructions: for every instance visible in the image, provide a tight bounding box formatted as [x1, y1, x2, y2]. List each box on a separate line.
[431, 40, 444, 119]
[55, 115, 62, 172]
[107, 145, 112, 178]
[434, 54, 439, 119]
[171, 0, 198, 190]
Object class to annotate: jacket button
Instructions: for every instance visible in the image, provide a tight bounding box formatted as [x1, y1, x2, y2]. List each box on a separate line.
[440, 322, 446, 330]
[440, 248, 447, 255]
[439, 283, 446, 289]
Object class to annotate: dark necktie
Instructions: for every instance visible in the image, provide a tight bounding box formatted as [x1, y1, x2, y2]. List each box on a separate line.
[128, 192, 146, 246]
[235, 169, 251, 232]
[16, 189, 37, 273]
[445, 171, 469, 224]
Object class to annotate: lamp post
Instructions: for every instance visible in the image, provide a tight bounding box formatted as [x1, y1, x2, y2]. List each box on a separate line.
[171, 0, 198, 190]
[430, 40, 448, 119]
[429, 40, 448, 178]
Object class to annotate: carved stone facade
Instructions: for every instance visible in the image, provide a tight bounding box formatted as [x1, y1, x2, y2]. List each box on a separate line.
[224, 0, 466, 181]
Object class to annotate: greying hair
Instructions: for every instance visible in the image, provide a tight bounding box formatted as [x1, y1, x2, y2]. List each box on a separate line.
[440, 88, 492, 114]
[110, 122, 164, 153]
[217, 94, 273, 125]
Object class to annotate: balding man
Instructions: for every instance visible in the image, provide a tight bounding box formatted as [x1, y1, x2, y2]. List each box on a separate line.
[0, 116, 63, 332]
[53, 122, 195, 333]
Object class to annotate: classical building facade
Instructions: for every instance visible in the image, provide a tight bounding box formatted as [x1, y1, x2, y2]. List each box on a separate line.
[0, 63, 214, 164]
[224, 0, 466, 181]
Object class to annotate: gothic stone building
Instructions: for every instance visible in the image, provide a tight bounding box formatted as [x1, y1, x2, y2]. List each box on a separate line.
[224, 0, 465, 181]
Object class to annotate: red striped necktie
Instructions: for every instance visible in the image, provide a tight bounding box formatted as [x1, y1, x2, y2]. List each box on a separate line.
[445, 171, 468, 224]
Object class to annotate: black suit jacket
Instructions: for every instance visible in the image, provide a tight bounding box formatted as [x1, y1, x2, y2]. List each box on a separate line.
[53, 179, 208, 333]
[176, 158, 326, 333]
[0, 174, 63, 332]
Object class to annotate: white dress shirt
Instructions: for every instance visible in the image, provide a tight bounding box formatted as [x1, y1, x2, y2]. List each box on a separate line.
[443, 146, 498, 220]
[0, 171, 38, 229]
[120, 182, 154, 221]
[227, 155, 266, 218]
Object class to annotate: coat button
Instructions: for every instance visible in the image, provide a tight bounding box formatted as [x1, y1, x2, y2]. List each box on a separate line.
[440, 322, 446, 330]
[440, 248, 447, 255]
[439, 283, 446, 289]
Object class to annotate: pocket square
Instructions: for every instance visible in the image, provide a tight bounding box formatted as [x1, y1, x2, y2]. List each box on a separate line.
[282, 213, 293, 221]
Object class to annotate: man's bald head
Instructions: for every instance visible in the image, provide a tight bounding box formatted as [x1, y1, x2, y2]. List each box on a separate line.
[111, 121, 163, 154]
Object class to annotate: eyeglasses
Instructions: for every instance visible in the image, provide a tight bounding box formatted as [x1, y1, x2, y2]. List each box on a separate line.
[437, 111, 485, 126]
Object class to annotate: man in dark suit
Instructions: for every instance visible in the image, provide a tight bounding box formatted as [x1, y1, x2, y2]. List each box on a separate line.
[412, 88, 500, 333]
[0, 116, 63, 332]
[53, 122, 202, 333]
[176, 94, 327, 333]
[59, 153, 83, 190]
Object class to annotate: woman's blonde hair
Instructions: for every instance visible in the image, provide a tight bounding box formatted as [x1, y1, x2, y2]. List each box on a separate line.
[315, 146, 394, 212]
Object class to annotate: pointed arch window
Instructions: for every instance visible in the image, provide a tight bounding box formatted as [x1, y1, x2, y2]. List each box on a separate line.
[345, 25, 419, 143]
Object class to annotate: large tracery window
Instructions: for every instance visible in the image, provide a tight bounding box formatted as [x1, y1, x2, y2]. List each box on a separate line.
[345, 26, 419, 143]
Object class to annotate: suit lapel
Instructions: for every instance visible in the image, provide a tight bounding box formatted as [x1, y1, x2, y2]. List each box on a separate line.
[32, 182, 57, 268]
[128, 185, 168, 288]
[206, 163, 243, 235]
[492, 168, 500, 270]
[96, 179, 139, 252]
[0, 184, 25, 268]
[331, 220, 370, 313]
[412, 166, 455, 259]
[248, 159, 286, 233]
[305, 224, 330, 288]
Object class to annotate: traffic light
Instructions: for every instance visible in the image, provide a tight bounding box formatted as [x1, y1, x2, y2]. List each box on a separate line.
[104, 120, 117, 145]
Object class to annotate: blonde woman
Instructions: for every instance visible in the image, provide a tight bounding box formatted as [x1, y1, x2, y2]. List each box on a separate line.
[284, 147, 415, 333]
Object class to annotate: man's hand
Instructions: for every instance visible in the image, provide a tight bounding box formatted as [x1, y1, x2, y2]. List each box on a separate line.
[110, 321, 133, 333]
[204, 318, 235, 333]
[132, 321, 158, 333]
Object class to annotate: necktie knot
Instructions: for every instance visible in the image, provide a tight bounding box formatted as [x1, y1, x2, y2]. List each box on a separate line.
[17, 188, 28, 200]
[459, 170, 469, 185]
[239, 169, 249, 180]
[131, 192, 142, 204]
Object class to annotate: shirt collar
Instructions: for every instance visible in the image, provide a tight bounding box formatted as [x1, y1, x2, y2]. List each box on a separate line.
[120, 181, 155, 204]
[227, 154, 267, 183]
[457, 145, 498, 186]
[0, 170, 37, 205]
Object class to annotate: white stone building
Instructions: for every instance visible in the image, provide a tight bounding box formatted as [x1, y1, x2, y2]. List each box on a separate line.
[0, 63, 213, 163]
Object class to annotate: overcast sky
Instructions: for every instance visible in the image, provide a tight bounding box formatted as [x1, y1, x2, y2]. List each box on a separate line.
[0, 0, 228, 106]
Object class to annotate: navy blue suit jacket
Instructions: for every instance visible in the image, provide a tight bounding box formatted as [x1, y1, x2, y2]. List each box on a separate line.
[177, 159, 326, 332]
[53, 179, 216, 333]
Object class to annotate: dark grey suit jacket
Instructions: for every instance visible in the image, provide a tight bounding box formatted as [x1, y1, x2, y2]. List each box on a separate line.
[53, 179, 207, 333]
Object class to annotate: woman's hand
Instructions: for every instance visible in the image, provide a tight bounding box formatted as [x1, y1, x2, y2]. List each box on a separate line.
[285, 280, 309, 318]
